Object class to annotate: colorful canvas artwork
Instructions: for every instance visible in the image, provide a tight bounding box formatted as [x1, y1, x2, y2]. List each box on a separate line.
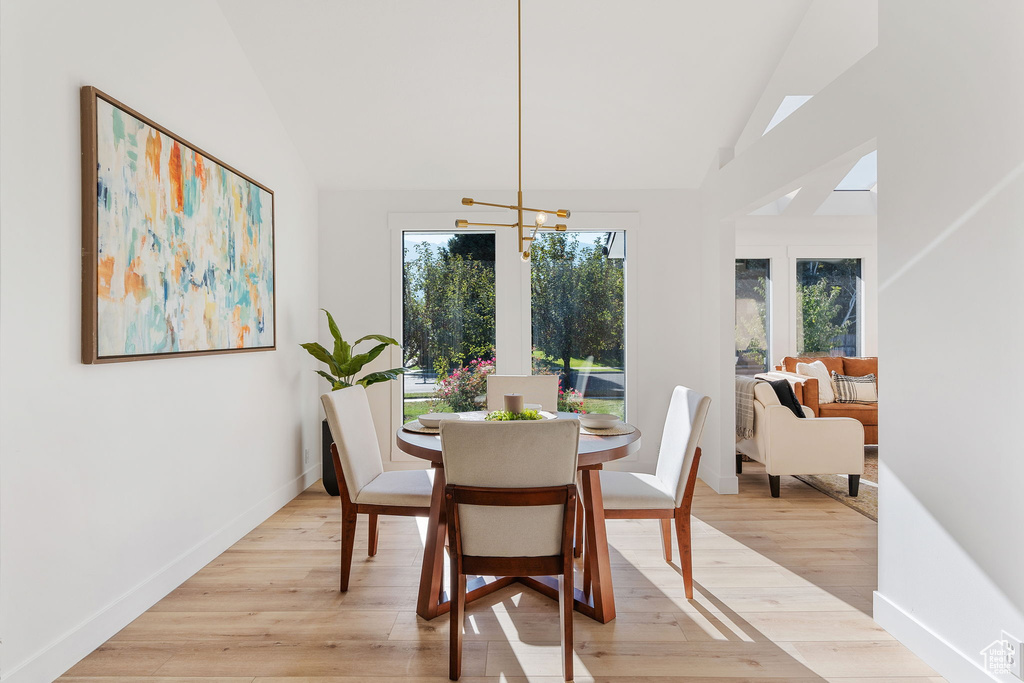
[81, 87, 274, 362]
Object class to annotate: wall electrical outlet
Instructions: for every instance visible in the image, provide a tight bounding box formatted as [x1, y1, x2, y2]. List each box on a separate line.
[1003, 631, 1024, 680]
[303, 448, 311, 465]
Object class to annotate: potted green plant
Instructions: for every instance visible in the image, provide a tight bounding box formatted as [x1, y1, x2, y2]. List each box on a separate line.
[302, 309, 406, 496]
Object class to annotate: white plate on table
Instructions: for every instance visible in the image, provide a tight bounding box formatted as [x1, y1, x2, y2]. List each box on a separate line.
[418, 413, 461, 429]
[578, 413, 619, 430]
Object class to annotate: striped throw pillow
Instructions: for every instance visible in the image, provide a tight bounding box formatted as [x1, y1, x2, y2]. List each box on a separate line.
[831, 371, 878, 404]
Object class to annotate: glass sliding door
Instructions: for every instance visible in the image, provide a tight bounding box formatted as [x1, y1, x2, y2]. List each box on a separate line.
[796, 257, 861, 357]
[401, 232, 496, 422]
[735, 258, 771, 375]
[530, 231, 625, 419]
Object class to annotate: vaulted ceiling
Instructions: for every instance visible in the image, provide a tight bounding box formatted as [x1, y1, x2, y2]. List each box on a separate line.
[218, 0, 873, 191]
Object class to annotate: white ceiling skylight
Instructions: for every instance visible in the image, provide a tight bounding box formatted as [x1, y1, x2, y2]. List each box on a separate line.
[835, 150, 877, 190]
[762, 95, 813, 135]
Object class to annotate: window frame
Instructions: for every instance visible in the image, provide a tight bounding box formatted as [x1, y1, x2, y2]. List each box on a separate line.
[788, 247, 875, 359]
[389, 211, 638, 463]
[734, 257, 773, 375]
[736, 245, 876, 371]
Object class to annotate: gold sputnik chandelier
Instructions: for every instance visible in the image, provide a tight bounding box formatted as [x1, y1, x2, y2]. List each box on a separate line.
[455, 0, 570, 261]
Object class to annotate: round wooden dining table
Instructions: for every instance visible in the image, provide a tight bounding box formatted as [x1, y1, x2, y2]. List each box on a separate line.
[396, 412, 642, 624]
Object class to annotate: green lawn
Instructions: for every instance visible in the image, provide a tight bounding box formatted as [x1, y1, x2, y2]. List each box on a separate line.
[403, 399, 453, 423]
[404, 391, 434, 400]
[582, 398, 625, 420]
[531, 350, 621, 372]
[405, 396, 625, 422]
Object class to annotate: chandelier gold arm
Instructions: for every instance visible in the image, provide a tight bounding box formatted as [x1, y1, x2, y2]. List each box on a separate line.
[455, 220, 567, 232]
[460, 198, 569, 218]
[455, 220, 519, 228]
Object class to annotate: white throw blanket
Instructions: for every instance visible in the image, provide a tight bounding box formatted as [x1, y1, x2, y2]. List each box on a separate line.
[735, 376, 759, 440]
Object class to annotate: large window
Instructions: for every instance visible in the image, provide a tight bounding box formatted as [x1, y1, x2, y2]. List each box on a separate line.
[531, 231, 626, 419]
[401, 232, 495, 422]
[394, 217, 633, 457]
[796, 258, 861, 357]
[735, 258, 770, 375]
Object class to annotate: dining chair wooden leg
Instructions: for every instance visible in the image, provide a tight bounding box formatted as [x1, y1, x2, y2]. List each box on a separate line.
[660, 518, 673, 563]
[674, 508, 694, 599]
[582, 544, 592, 598]
[339, 508, 358, 592]
[574, 495, 584, 558]
[559, 574, 573, 681]
[449, 572, 466, 681]
[368, 512, 379, 557]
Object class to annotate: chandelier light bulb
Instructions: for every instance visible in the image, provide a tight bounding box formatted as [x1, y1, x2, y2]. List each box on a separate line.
[521, 250, 531, 262]
[535, 212, 547, 227]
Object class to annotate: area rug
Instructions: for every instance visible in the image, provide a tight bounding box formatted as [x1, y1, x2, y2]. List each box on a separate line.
[794, 446, 878, 521]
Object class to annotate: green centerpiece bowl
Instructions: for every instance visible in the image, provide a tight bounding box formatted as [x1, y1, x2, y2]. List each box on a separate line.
[484, 409, 544, 421]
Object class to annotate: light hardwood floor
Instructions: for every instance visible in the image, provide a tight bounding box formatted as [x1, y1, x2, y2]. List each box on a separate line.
[60, 461, 944, 682]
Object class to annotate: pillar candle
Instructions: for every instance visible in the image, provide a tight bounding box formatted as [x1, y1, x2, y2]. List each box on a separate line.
[503, 393, 524, 413]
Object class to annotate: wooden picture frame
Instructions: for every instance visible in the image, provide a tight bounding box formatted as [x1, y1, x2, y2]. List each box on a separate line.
[81, 86, 276, 364]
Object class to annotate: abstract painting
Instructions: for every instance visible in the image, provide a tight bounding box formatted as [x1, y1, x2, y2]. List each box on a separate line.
[81, 87, 274, 363]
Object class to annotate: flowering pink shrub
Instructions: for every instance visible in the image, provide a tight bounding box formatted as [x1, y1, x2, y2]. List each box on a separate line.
[533, 357, 587, 413]
[434, 358, 495, 412]
[557, 377, 586, 414]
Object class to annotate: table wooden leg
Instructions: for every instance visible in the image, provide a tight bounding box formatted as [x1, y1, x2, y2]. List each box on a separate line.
[417, 464, 448, 620]
[416, 461, 621, 623]
[574, 494, 584, 558]
[582, 551, 591, 598]
[580, 468, 615, 623]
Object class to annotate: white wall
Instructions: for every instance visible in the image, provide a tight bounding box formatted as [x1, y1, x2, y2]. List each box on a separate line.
[0, 2, 320, 680]
[318, 189, 735, 489]
[736, 215, 878, 362]
[875, 2, 1024, 680]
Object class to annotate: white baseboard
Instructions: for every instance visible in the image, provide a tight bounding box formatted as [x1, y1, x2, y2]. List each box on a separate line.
[873, 590, 998, 683]
[700, 471, 739, 494]
[2, 465, 321, 683]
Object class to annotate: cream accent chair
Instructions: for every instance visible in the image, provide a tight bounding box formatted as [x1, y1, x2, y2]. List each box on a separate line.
[735, 380, 864, 498]
[441, 419, 580, 681]
[486, 374, 559, 412]
[321, 386, 433, 591]
[598, 385, 711, 599]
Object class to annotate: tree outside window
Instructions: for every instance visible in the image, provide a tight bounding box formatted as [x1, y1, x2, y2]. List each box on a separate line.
[736, 259, 770, 375]
[401, 230, 627, 421]
[796, 258, 861, 357]
[531, 232, 625, 418]
[402, 232, 495, 421]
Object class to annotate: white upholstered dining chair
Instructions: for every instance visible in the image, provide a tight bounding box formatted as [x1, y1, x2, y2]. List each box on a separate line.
[441, 419, 580, 681]
[485, 374, 559, 412]
[597, 385, 711, 599]
[321, 386, 433, 591]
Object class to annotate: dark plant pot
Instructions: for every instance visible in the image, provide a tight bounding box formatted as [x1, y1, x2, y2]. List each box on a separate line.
[322, 419, 339, 496]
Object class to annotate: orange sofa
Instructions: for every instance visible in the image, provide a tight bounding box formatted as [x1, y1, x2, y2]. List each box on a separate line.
[773, 356, 878, 445]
